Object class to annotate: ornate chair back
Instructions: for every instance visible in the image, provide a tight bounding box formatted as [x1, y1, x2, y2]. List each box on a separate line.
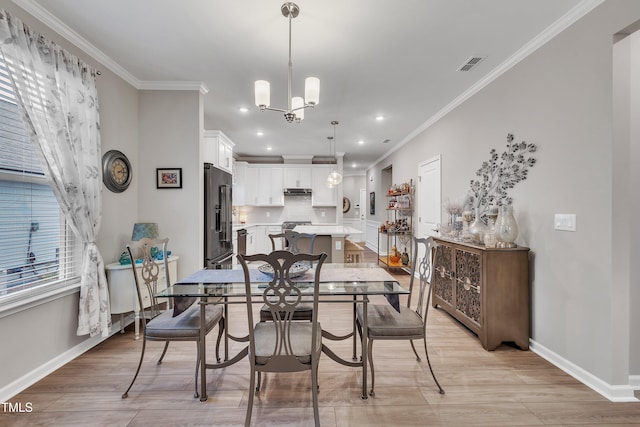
[126, 237, 170, 324]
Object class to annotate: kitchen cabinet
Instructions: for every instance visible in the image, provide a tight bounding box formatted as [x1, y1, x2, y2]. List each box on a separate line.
[311, 165, 337, 207]
[232, 161, 247, 206]
[244, 166, 258, 206]
[243, 225, 275, 255]
[284, 166, 312, 188]
[243, 165, 284, 206]
[432, 237, 530, 351]
[256, 226, 272, 254]
[232, 232, 238, 264]
[247, 227, 257, 255]
[106, 256, 178, 340]
[218, 136, 233, 173]
[203, 130, 234, 173]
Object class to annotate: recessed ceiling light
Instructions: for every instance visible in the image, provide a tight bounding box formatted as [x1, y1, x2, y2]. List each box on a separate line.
[239, 107, 249, 113]
[375, 115, 384, 121]
[358, 140, 364, 145]
[256, 131, 264, 136]
[266, 146, 272, 151]
[351, 163, 356, 168]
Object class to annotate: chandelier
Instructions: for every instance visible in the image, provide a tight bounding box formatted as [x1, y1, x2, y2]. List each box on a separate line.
[327, 120, 343, 187]
[254, 2, 320, 123]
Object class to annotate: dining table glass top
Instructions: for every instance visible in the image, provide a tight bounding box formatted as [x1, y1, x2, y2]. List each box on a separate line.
[156, 262, 409, 298]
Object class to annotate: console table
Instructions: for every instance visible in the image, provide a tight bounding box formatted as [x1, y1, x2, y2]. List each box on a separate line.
[432, 238, 529, 350]
[105, 256, 178, 339]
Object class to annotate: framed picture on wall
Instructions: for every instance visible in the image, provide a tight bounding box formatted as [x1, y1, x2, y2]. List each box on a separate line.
[156, 168, 182, 189]
[369, 192, 375, 215]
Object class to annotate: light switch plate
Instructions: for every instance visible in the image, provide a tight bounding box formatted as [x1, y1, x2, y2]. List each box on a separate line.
[554, 213, 577, 231]
[335, 240, 342, 250]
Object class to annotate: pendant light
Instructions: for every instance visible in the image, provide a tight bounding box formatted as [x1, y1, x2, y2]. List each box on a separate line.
[327, 120, 342, 187]
[254, 2, 320, 123]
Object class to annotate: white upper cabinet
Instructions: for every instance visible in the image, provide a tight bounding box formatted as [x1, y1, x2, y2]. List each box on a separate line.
[257, 167, 284, 206]
[203, 130, 234, 173]
[235, 163, 339, 208]
[232, 160, 247, 206]
[244, 166, 258, 206]
[243, 165, 284, 206]
[283, 166, 312, 189]
[311, 165, 337, 207]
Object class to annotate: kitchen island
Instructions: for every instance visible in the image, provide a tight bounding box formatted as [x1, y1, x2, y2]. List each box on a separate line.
[294, 225, 362, 262]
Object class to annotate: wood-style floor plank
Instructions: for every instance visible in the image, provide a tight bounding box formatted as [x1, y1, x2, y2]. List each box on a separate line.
[2, 247, 640, 426]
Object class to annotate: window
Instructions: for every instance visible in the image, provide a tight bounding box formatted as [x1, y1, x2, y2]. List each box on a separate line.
[0, 60, 79, 299]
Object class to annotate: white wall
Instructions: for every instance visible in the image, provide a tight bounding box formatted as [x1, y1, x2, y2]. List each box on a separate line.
[367, 0, 640, 397]
[342, 175, 365, 220]
[138, 90, 204, 277]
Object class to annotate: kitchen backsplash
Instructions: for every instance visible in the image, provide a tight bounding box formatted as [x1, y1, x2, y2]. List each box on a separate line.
[234, 196, 336, 224]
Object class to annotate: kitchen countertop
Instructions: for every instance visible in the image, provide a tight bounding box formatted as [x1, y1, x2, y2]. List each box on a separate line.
[232, 223, 342, 231]
[294, 225, 362, 237]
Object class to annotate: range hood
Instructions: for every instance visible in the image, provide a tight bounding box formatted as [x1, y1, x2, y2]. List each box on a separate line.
[283, 188, 312, 196]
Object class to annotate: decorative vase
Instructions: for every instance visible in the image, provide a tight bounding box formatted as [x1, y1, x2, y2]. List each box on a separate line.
[468, 207, 489, 244]
[483, 207, 499, 248]
[495, 205, 518, 248]
[401, 249, 409, 265]
[461, 210, 474, 242]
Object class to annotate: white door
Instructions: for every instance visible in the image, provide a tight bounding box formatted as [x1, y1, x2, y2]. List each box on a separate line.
[359, 188, 367, 241]
[418, 155, 441, 238]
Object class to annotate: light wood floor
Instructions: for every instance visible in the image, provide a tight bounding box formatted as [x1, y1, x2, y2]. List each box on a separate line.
[3, 248, 640, 426]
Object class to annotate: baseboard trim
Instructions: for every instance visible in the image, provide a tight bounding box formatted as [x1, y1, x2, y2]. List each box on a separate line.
[0, 317, 129, 402]
[530, 339, 639, 402]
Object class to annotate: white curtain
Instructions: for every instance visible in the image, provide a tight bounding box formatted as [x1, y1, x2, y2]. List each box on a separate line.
[0, 10, 110, 337]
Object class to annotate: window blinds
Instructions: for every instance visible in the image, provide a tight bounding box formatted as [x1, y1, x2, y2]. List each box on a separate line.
[0, 60, 78, 296]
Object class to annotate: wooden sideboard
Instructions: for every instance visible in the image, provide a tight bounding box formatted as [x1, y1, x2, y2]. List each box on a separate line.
[432, 238, 529, 350]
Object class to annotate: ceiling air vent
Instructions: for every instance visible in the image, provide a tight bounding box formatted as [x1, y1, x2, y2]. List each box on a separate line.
[457, 56, 486, 72]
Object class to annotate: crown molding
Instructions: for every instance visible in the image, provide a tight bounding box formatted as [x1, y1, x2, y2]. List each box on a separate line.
[12, 0, 208, 94]
[372, 0, 606, 169]
[12, 0, 140, 87]
[138, 81, 209, 95]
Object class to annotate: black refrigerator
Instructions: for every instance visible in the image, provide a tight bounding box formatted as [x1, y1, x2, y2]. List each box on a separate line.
[204, 163, 233, 268]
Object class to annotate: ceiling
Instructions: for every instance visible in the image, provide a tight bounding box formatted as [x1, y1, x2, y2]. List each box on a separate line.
[21, 0, 588, 173]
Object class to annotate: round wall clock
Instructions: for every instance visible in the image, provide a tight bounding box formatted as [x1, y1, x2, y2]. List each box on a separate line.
[343, 197, 351, 213]
[102, 149, 132, 193]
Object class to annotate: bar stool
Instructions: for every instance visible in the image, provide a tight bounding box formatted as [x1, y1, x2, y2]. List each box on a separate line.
[344, 239, 364, 263]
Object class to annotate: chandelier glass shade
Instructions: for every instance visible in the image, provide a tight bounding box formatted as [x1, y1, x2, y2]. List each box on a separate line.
[254, 2, 319, 123]
[326, 120, 343, 187]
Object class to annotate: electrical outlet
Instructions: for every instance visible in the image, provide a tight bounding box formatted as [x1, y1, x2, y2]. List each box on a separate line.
[266, 211, 270, 218]
[554, 213, 576, 231]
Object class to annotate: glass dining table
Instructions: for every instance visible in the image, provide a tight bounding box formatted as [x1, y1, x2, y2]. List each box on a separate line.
[156, 262, 409, 402]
